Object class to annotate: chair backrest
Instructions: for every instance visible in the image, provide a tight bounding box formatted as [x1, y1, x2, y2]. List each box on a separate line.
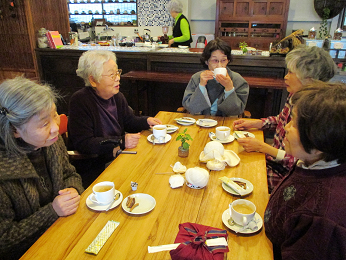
[59, 114, 68, 135]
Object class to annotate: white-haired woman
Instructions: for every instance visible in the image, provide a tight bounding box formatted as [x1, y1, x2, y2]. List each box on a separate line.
[167, 0, 192, 47]
[68, 50, 161, 187]
[233, 45, 337, 193]
[0, 77, 84, 260]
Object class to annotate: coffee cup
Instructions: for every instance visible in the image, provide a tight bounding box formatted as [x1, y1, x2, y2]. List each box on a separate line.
[153, 125, 167, 143]
[213, 67, 227, 77]
[229, 199, 256, 226]
[215, 126, 230, 141]
[91, 181, 115, 205]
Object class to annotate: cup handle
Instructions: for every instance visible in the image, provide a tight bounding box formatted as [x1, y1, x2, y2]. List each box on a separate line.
[242, 216, 247, 226]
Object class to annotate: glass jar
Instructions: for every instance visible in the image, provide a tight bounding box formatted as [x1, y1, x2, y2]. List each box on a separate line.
[334, 28, 343, 40]
[37, 28, 48, 48]
[308, 27, 316, 39]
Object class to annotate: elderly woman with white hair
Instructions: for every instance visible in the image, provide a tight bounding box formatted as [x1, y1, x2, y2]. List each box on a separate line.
[233, 45, 337, 193]
[0, 77, 84, 260]
[68, 50, 161, 187]
[167, 0, 192, 47]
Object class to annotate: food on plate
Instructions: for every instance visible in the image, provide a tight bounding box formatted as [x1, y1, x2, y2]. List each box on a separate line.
[219, 176, 247, 196]
[130, 203, 139, 212]
[233, 180, 247, 189]
[126, 196, 136, 208]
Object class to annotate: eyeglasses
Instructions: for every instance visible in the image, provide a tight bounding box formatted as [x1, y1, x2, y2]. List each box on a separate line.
[209, 59, 229, 65]
[102, 69, 122, 80]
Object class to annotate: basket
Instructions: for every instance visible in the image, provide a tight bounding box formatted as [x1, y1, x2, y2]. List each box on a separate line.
[270, 29, 304, 55]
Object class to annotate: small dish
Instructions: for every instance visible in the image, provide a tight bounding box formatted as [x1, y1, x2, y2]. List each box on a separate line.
[210, 133, 235, 144]
[233, 131, 255, 139]
[159, 44, 169, 48]
[122, 193, 156, 214]
[222, 177, 253, 196]
[86, 191, 123, 211]
[166, 124, 179, 133]
[196, 119, 218, 127]
[174, 117, 196, 125]
[178, 45, 189, 49]
[147, 134, 171, 144]
[222, 209, 263, 234]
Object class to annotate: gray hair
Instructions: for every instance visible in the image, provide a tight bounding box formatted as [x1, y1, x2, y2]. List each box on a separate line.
[285, 45, 336, 84]
[76, 50, 117, 86]
[168, 0, 183, 13]
[0, 77, 58, 155]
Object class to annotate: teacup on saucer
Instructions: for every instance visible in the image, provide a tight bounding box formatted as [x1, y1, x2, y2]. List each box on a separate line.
[89, 193, 109, 205]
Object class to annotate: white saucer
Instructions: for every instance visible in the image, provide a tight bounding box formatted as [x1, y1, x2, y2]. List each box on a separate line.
[122, 193, 156, 214]
[210, 134, 235, 143]
[233, 131, 255, 139]
[222, 177, 253, 196]
[147, 134, 171, 144]
[222, 210, 263, 234]
[158, 44, 169, 48]
[174, 117, 196, 125]
[86, 191, 123, 211]
[178, 45, 189, 49]
[196, 119, 218, 127]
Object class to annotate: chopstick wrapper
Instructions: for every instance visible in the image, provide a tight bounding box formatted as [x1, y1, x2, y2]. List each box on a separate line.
[85, 220, 120, 255]
[169, 222, 229, 260]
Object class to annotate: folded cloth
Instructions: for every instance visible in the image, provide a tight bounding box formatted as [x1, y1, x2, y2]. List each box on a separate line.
[170, 222, 229, 260]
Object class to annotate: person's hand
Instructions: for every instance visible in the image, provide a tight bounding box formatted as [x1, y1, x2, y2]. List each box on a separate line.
[237, 138, 266, 153]
[52, 188, 81, 217]
[147, 117, 162, 127]
[125, 133, 141, 149]
[200, 70, 214, 86]
[233, 119, 263, 131]
[168, 38, 174, 47]
[215, 73, 234, 91]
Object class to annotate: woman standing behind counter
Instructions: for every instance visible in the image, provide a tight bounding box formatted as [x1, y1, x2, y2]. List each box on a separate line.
[167, 0, 192, 47]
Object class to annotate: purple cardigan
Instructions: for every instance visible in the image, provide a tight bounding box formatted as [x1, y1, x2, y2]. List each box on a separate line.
[68, 87, 149, 157]
[264, 162, 346, 260]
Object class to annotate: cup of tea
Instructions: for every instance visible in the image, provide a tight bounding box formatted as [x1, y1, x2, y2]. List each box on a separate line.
[215, 126, 230, 141]
[229, 199, 256, 226]
[153, 125, 167, 143]
[213, 67, 227, 77]
[91, 181, 115, 204]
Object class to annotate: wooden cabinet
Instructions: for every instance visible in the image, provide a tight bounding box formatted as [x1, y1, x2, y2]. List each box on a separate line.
[215, 0, 290, 50]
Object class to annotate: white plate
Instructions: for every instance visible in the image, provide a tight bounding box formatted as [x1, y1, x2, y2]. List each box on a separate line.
[196, 119, 218, 127]
[147, 134, 171, 144]
[178, 45, 189, 49]
[122, 193, 156, 214]
[86, 191, 123, 211]
[222, 177, 253, 196]
[222, 209, 263, 234]
[210, 134, 235, 144]
[174, 117, 196, 125]
[233, 131, 255, 139]
[149, 125, 178, 134]
[159, 44, 169, 48]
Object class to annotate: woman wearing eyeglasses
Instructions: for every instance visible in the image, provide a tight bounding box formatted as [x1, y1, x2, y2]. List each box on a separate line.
[182, 38, 249, 116]
[68, 50, 161, 187]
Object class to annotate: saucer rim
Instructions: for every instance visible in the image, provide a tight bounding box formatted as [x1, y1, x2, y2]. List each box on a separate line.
[210, 134, 235, 143]
[147, 134, 171, 144]
[86, 191, 123, 211]
[222, 209, 263, 234]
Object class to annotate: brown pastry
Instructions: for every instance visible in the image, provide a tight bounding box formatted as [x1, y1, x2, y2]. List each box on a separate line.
[234, 181, 247, 189]
[130, 203, 139, 212]
[126, 196, 135, 208]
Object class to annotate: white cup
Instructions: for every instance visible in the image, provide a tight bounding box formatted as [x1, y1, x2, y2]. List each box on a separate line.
[229, 199, 256, 226]
[215, 126, 230, 141]
[153, 125, 167, 143]
[91, 181, 115, 205]
[213, 67, 227, 77]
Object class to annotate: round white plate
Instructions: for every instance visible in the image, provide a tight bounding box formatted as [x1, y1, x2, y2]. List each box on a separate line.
[196, 119, 218, 127]
[86, 191, 123, 211]
[233, 131, 255, 139]
[222, 177, 253, 196]
[222, 209, 263, 234]
[210, 134, 235, 144]
[178, 45, 189, 49]
[122, 193, 156, 214]
[159, 44, 169, 48]
[147, 134, 171, 144]
[174, 117, 196, 125]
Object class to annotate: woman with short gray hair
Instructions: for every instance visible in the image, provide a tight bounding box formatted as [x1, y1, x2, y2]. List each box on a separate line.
[0, 77, 84, 259]
[233, 45, 337, 193]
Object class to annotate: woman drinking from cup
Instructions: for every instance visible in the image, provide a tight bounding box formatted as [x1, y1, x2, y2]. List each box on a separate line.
[0, 77, 84, 260]
[182, 38, 249, 117]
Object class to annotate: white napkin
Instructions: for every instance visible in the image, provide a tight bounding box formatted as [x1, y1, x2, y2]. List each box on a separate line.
[169, 174, 185, 188]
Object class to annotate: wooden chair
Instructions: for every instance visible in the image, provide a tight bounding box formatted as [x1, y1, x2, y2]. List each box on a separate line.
[176, 107, 251, 118]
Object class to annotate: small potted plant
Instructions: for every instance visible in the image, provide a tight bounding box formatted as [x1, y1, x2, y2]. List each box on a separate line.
[239, 41, 248, 54]
[176, 128, 193, 157]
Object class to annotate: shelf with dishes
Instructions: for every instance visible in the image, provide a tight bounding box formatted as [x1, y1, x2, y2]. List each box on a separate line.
[68, 0, 136, 3]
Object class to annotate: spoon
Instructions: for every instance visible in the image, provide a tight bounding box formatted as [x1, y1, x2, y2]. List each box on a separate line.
[151, 135, 155, 145]
[105, 193, 120, 211]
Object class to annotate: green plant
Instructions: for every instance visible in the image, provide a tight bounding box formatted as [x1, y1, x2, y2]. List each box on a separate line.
[319, 7, 330, 39]
[239, 42, 248, 54]
[176, 128, 193, 150]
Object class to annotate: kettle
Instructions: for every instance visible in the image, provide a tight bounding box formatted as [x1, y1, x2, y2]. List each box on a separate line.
[143, 29, 151, 42]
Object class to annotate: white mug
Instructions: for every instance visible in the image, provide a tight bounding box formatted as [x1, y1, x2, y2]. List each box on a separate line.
[213, 67, 227, 77]
[153, 125, 167, 143]
[91, 181, 115, 204]
[229, 199, 256, 226]
[215, 126, 230, 141]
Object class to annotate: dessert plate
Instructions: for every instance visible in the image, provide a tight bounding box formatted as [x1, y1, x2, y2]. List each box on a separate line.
[233, 131, 255, 139]
[222, 209, 263, 234]
[196, 119, 218, 127]
[174, 117, 196, 125]
[221, 177, 253, 196]
[122, 193, 156, 214]
[86, 191, 123, 211]
[147, 134, 171, 144]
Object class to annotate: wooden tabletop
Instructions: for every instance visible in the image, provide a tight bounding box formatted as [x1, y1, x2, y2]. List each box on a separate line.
[21, 112, 273, 260]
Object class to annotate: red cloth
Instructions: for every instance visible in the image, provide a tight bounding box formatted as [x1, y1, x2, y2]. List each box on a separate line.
[170, 223, 229, 260]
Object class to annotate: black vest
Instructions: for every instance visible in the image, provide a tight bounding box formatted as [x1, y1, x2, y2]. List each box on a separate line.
[172, 14, 192, 47]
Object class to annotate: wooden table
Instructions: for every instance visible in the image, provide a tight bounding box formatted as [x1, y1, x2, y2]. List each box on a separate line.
[21, 112, 272, 260]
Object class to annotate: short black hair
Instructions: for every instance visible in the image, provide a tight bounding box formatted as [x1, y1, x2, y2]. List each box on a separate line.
[200, 38, 232, 68]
